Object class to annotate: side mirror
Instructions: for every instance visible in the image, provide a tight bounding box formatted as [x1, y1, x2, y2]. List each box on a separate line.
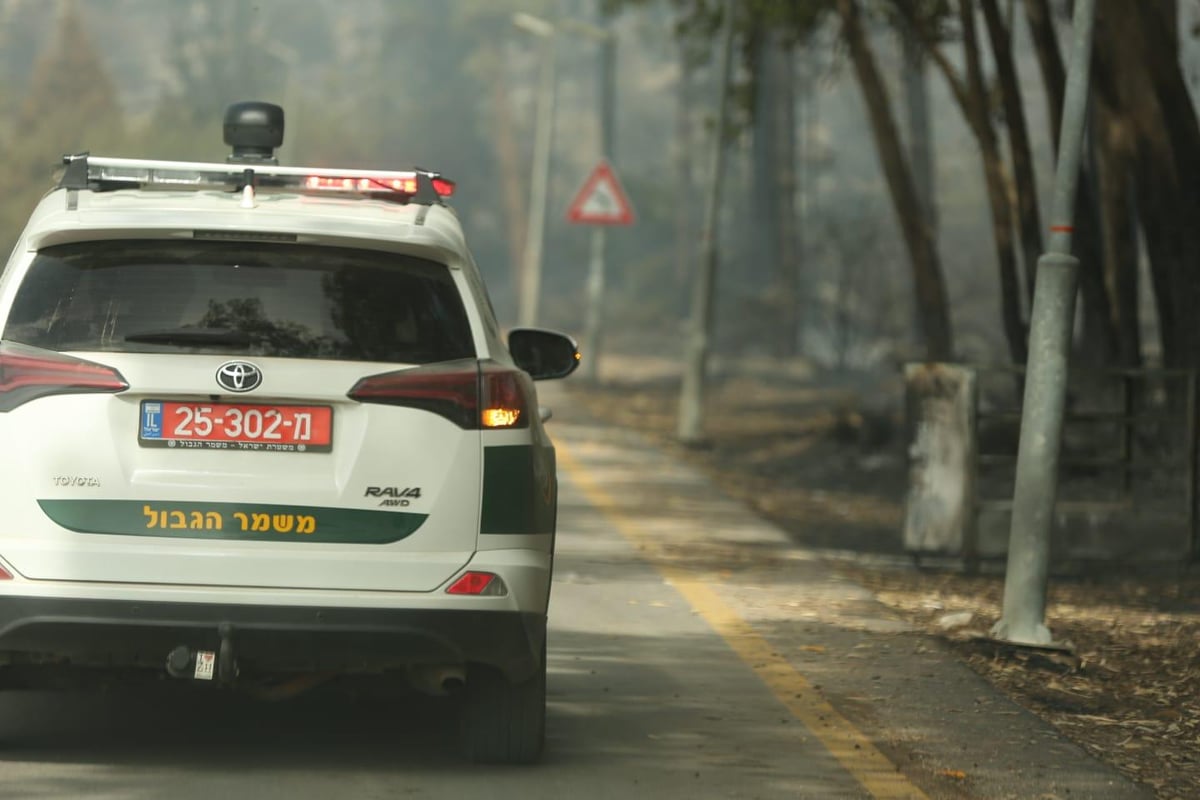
[508, 328, 581, 381]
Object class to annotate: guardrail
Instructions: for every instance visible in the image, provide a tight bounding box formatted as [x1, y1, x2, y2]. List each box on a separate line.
[905, 364, 1198, 569]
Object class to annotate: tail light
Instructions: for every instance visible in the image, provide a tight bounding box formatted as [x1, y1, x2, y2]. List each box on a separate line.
[479, 362, 530, 429]
[446, 571, 507, 596]
[0, 341, 128, 412]
[347, 360, 532, 430]
[348, 359, 479, 428]
[0, 564, 12, 580]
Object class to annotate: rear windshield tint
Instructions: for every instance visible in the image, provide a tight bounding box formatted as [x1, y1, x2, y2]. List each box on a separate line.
[2, 240, 475, 363]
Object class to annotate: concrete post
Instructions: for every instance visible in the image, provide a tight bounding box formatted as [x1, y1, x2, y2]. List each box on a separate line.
[904, 364, 977, 555]
[516, 17, 558, 329]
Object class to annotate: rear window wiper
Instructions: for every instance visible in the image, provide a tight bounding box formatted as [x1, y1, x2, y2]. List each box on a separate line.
[124, 327, 252, 347]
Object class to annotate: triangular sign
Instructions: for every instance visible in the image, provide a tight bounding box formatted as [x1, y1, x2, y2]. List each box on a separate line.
[566, 160, 635, 226]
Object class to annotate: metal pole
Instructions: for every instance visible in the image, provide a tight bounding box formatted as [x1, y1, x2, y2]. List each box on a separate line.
[992, 0, 1096, 646]
[677, 0, 735, 444]
[518, 26, 558, 329]
[582, 30, 616, 382]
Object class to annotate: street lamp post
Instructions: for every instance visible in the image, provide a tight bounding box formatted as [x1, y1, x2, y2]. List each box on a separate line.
[512, 13, 620, 346]
[579, 23, 616, 383]
[677, 0, 736, 445]
[513, 13, 558, 329]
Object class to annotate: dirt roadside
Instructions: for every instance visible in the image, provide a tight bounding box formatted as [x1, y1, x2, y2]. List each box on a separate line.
[561, 358, 1200, 800]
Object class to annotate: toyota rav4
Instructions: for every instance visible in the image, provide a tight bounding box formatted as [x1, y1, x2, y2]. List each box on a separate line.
[0, 102, 579, 764]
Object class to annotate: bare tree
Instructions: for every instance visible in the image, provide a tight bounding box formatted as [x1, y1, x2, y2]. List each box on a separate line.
[900, 1, 1025, 362]
[837, 0, 953, 361]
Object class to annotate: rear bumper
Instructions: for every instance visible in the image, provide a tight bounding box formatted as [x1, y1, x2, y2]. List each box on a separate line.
[0, 596, 545, 682]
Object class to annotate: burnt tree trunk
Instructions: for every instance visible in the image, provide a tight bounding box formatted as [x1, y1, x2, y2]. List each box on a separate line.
[1090, 43, 1144, 368]
[838, 0, 953, 361]
[674, 35, 697, 307]
[958, 0, 1027, 363]
[1098, 2, 1200, 369]
[751, 26, 779, 291]
[980, 0, 1042, 302]
[751, 26, 800, 355]
[771, 40, 800, 356]
[901, 16, 936, 230]
[898, 1, 1027, 363]
[1093, 99, 1142, 367]
[1022, 0, 1064, 139]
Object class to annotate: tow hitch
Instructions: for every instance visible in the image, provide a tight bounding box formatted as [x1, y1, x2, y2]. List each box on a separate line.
[164, 623, 239, 685]
[217, 623, 237, 683]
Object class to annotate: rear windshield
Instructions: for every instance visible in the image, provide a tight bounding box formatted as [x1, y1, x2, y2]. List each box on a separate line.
[2, 240, 475, 363]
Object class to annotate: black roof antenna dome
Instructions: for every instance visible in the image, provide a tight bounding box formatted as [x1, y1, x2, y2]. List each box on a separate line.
[224, 101, 284, 164]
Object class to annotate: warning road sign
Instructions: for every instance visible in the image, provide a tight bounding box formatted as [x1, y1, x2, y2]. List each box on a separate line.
[566, 160, 635, 225]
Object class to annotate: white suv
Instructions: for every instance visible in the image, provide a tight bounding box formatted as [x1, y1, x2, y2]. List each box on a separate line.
[0, 102, 578, 763]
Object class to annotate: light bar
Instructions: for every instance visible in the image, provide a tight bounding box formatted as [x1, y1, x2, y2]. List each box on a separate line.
[85, 156, 424, 181]
[69, 156, 455, 200]
[93, 164, 211, 186]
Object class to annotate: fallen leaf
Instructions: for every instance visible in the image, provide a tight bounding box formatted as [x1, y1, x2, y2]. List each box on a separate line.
[937, 611, 974, 630]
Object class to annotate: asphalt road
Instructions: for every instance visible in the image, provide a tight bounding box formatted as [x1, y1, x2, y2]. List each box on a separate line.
[0, 486, 867, 798]
[0, 401, 1152, 799]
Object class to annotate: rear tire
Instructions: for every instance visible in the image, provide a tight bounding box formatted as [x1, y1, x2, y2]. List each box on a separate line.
[460, 649, 546, 764]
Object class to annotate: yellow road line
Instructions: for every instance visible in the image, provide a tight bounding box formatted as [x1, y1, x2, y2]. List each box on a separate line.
[558, 440, 930, 800]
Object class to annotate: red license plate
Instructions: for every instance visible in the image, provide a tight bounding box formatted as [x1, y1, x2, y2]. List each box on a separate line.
[139, 401, 332, 452]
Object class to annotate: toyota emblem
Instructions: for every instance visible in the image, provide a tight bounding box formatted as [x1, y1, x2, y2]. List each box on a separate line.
[215, 361, 263, 393]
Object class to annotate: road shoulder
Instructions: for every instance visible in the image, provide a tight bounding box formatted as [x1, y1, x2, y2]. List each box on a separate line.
[548, 391, 1153, 800]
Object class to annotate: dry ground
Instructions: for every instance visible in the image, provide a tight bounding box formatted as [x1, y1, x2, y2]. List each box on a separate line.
[563, 358, 1200, 800]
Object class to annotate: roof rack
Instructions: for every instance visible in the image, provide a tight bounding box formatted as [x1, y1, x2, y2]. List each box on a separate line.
[57, 154, 455, 206]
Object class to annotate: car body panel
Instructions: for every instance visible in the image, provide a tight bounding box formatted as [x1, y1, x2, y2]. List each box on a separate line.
[0, 358, 485, 590]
